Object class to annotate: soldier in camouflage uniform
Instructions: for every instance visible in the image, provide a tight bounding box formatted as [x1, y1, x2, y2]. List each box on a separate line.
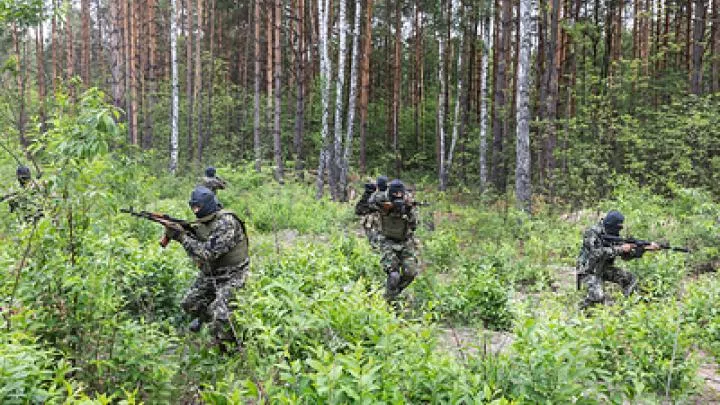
[4, 166, 43, 223]
[576, 210, 659, 309]
[164, 186, 249, 343]
[355, 176, 388, 249]
[369, 179, 418, 300]
[199, 166, 228, 194]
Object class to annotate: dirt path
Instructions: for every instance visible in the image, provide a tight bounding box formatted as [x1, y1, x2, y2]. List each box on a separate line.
[437, 326, 514, 361]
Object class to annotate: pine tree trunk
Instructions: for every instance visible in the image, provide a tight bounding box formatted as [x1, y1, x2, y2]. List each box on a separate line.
[170, 0, 179, 174]
[413, 0, 421, 147]
[340, 0, 362, 201]
[295, 0, 306, 177]
[81, 0, 90, 84]
[203, 0, 216, 159]
[254, 0, 263, 172]
[110, 0, 124, 109]
[490, 0, 507, 192]
[66, 0, 75, 86]
[186, 0, 195, 163]
[195, 0, 204, 164]
[144, 0, 157, 149]
[52, 0, 58, 94]
[713, 0, 720, 93]
[266, 5, 274, 155]
[359, 0, 374, 174]
[690, 0, 706, 94]
[273, 0, 284, 182]
[37, 23, 47, 133]
[316, 0, 332, 199]
[479, 13, 491, 191]
[515, 0, 532, 212]
[544, 0, 560, 185]
[332, 0, 348, 199]
[392, 0, 401, 176]
[130, 0, 139, 145]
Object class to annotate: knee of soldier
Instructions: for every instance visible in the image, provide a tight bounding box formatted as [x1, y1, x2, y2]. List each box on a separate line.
[387, 270, 400, 285]
[587, 288, 605, 303]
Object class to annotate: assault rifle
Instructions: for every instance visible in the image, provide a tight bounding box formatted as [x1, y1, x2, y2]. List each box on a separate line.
[380, 200, 430, 213]
[121, 208, 195, 248]
[0, 192, 17, 203]
[601, 235, 691, 253]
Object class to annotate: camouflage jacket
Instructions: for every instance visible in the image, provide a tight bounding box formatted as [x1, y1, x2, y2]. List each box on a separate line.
[199, 176, 228, 194]
[179, 211, 248, 275]
[576, 222, 644, 275]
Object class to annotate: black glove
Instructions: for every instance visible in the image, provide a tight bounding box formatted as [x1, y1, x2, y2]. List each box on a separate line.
[164, 224, 184, 241]
[364, 183, 377, 194]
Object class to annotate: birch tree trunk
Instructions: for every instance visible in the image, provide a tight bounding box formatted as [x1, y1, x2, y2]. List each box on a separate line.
[170, 0, 179, 174]
[437, 24, 448, 190]
[340, 0, 362, 201]
[273, 0, 284, 182]
[186, 0, 195, 163]
[515, 0, 532, 212]
[479, 12, 490, 191]
[443, 0, 464, 191]
[332, 0, 348, 199]
[254, 0, 262, 172]
[316, 0, 332, 199]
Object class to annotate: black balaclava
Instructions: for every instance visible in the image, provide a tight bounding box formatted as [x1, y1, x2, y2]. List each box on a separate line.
[377, 176, 388, 192]
[603, 210, 625, 236]
[388, 179, 405, 212]
[205, 166, 217, 178]
[16, 165, 31, 187]
[189, 186, 219, 218]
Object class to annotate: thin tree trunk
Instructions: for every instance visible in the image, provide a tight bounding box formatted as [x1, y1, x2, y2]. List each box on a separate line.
[479, 13, 490, 191]
[110, 0, 124, 109]
[273, 0, 284, 182]
[359, 0, 374, 174]
[170, 0, 179, 174]
[413, 0, 421, 147]
[52, 0, 58, 94]
[443, 0, 465, 191]
[392, 0, 401, 176]
[81, 0, 90, 84]
[195, 0, 204, 163]
[690, 0, 706, 94]
[491, 0, 508, 192]
[186, 0, 195, 164]
[66, 0, 75, 86]
[12, 25, 29, 154]
[544, 0, 560, 185]
[332, 0, 348, 199]
[254, 0, 263, 172]
[130, 0, 139, 145]
[437, 18, 448, 190]
[516, 0, 532, 211]
[295, 0, 306, 177]
[340, 0, 362, 201]
[203, 0, 216, 160]
[266, 4, 274, 156]
[144, 0, 157, 149]
[316, 0, 332, 198]
[37, 23, 47, 133]
[713, 0, 720, 93]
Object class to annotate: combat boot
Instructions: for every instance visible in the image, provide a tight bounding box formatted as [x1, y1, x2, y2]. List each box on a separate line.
[189, 318, 203, 333]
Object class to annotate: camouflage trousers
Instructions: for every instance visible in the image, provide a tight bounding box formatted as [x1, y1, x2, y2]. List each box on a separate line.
[579, 266, 637, 309]
[378, 236, 418, 300]
[181, 265, 248, 340]
[363, 213, 381, 250]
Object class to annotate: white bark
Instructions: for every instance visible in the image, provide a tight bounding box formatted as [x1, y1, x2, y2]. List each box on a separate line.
[515, 0, 532, 211]
[331, 0, 348, 199]
[437, 25, 447, 190]
[316, 0, 332, 198]
[479, 13, 491, 190]
[169, 0, 179, 174]
[445, 1, 464, 188]
[340, 0, 362, 201]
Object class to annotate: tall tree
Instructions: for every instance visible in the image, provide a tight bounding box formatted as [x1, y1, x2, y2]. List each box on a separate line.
[109, 0, 124, 109]
[294, 0, 306, 177]
[253, 0, 262, 172]
[543, 0, 560, 185]
[340, 0, 362, 201]
[490, 0, 508, 192]
[392, 0, 401, 175]
[186, 0, 195, 162]
[273, 0, 284, 182]
[436, 6, 448, 191]
[195, 0, 204, 162]
[170, 0, 180, 174]
[52, 0, 58, 94]
[358, 0, 374, 173]
[144, 0, 158, 149]
[441, 0, 465, 191]
[332, 0, 348, 199]
[81, 0, 90, 84]
[316, 0, 332, 198]
[690, 0, 706, 94]
[66, 0, 75, 85]
[479, 10, 491, 191]
[36, 22, 46, 132]
[713, 0, 720, 93]
[515, 0, 532, 211]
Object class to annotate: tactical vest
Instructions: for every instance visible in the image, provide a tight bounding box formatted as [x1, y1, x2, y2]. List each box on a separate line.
[194, 209, 249, 270]
[380, 212, 408, 241]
